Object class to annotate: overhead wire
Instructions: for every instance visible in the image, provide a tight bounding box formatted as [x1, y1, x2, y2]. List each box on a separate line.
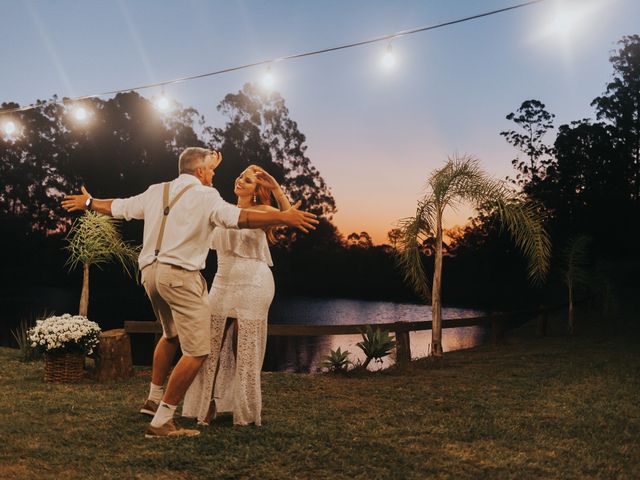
[0, 0, 546, 116]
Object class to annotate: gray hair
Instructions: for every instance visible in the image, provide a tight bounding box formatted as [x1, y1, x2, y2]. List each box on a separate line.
[178, 147, 214, 174]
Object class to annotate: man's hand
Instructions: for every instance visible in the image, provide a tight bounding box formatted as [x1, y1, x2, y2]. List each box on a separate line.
[62, 186, 92, 212]
[281, 201, 319, 233]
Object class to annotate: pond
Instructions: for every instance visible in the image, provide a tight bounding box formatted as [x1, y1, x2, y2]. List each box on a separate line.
[263, 297, 489, 372]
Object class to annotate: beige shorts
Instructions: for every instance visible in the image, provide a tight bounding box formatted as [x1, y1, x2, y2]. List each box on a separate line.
[141, 262, 211, 357]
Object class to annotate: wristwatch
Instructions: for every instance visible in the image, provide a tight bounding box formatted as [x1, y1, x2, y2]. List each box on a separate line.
[85, 196, 93, 210]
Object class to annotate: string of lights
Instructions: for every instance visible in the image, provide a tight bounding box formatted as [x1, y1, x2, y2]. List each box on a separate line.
[0, 0, 546, 121]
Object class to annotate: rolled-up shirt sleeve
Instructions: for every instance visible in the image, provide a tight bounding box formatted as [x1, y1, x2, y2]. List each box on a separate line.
[208, 190, 241, 228]
[111, 189, 148, 220]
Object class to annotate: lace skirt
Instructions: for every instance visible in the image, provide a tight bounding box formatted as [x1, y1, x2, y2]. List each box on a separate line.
[182, 254, 274, 426]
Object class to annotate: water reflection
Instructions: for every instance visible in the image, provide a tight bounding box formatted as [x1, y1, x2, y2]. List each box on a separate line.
[264, 297, 489, 373]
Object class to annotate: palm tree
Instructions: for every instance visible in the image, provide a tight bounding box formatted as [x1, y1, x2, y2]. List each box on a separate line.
[559, 236, 591, 335]
[65, 211, 140, 317]
[395, 155, 551, 356]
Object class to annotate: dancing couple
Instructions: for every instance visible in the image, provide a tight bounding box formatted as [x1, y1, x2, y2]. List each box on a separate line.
[62, 147, 317, 438]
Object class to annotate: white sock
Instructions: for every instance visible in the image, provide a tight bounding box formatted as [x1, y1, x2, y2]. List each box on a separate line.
[150, 401, 177, 428]
[148, 383, 164, 404]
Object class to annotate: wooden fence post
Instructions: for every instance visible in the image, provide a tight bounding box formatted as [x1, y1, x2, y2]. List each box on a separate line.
[490, 312, 505, 345]
[394, 325, 411, 363]
[536, 304, 548, 337]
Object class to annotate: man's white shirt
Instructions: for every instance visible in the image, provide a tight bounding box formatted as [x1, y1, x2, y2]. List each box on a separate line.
[111, 174, 241, 271]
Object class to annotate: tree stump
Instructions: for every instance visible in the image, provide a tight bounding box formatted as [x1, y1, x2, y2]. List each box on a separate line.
[94, 328, 134, 382]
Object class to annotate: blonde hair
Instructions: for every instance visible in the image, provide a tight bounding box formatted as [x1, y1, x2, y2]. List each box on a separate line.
[178, 147, 214, 174]
[245, 165, 277, 244]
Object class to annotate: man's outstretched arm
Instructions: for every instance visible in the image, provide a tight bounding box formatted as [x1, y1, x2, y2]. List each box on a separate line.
[238, 201, 318, 233]
[62, 187, 114, 216]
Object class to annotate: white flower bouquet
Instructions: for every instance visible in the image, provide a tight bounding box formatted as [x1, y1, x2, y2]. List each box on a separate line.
[28, 314, 101, 356]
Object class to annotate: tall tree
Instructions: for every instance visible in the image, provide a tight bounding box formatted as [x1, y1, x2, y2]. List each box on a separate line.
[500, 99, 555, 194]
[396, 155, 551, 356]
[549, 120, 622, 245]
[591, 35, 640, 205]
[210, 83, 336, 219]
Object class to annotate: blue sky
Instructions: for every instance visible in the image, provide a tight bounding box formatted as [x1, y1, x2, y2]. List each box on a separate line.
[2, 0, 638, 242]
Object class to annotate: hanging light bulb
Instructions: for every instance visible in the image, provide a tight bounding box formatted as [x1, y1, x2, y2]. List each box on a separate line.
[3, 121, 17, 136]
[155, 88, 171, 112]
[262, 65, 275, 90]
[537, 0, 602, 46]
[74, 106, 88, 121]
[155, 96, 170, 111]
[381, 43, 396, 69]
[549, 3, 580, 38]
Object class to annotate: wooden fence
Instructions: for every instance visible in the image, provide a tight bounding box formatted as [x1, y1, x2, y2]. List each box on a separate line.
[124, 304, 562, 363]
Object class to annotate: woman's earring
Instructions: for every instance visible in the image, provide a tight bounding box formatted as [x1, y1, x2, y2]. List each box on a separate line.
[253, 194, 257, 204]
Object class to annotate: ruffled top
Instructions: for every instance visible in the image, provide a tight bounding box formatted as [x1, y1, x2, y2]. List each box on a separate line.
[211, 227, 273, 266]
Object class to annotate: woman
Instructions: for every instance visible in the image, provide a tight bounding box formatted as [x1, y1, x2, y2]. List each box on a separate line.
[183, 165, 290, 426]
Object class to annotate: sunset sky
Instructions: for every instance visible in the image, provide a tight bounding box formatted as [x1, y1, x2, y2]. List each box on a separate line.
[2, 0, 638, 243]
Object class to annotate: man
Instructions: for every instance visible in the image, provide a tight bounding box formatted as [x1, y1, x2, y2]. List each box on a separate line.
[62, 147, 317, 438]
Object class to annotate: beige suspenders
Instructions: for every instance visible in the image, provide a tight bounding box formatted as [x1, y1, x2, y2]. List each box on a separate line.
[154, 182, 196, 258]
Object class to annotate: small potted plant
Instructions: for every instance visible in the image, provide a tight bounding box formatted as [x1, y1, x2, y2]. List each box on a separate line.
[28, 313, 101, 383]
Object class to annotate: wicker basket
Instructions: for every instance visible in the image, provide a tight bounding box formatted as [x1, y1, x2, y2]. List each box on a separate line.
[44, 352, 85, 383]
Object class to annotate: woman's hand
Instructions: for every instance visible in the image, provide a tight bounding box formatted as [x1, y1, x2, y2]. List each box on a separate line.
[255, 170, 292, 210]
[254, 170, 280, 191]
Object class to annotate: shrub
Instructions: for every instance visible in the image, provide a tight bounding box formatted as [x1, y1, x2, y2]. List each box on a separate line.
[356, 325, 396, 369]
[320, 347, 352, 373]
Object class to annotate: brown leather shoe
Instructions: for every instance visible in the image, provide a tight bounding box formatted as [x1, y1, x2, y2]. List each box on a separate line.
[140, 399, 159, 416]
[144, 418, 200, 438]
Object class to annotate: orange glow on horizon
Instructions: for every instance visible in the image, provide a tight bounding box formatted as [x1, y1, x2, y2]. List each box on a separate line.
[333, 204, 475, 246]
[309, 131, 514, 247]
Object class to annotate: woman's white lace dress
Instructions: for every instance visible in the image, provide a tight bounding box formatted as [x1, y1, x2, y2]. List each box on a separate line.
[182, 227, 274, 426]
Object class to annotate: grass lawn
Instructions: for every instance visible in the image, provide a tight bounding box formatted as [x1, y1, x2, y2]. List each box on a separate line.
[1, 313, 639, 479]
